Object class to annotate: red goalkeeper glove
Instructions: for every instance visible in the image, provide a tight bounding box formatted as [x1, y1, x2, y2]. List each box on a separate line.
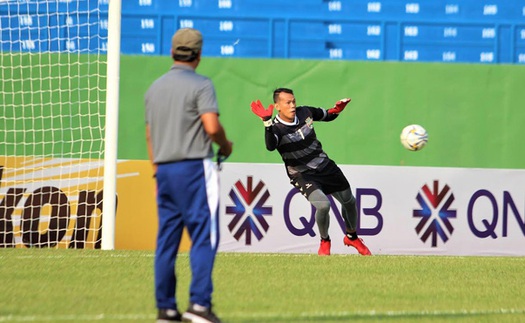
[327, 98, 351, 114]
[251, 100, 274, 125]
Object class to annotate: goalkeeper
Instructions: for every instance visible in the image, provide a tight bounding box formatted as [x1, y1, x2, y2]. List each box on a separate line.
[251, 88, 371, 256]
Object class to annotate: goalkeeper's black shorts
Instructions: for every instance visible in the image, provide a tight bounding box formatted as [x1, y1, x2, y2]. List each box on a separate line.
[289, 160, 350, 199]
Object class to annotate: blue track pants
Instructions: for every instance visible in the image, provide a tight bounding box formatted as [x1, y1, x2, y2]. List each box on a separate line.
[154, 158, 220, 310]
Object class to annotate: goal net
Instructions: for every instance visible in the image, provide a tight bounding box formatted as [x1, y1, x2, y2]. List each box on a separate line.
[0, 0, 116, 249]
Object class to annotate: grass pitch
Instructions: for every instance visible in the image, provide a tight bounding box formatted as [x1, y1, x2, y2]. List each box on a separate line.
[1, 249, 524, 322]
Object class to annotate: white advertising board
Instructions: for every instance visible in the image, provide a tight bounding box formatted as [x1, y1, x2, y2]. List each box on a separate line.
[218, 163, 525, 256]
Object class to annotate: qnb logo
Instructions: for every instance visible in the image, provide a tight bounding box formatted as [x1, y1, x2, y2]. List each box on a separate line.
[225, 176, 272, 245]
[413, 180, 457, 247]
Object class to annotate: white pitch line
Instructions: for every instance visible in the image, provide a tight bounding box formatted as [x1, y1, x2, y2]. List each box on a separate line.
[0, 314, 154, 322]
[1, 309, 524, 322]
[231, 308, 525, 319]
[3, 252, 525, 261]
[0, 253, 154, 260]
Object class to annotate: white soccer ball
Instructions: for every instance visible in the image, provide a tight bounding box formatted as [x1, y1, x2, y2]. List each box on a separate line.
[400, 124, 428, 151]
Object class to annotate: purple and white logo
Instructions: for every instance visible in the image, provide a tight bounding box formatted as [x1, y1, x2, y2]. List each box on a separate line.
[225, 176, 272, 245]
[413, 180, 457, 247]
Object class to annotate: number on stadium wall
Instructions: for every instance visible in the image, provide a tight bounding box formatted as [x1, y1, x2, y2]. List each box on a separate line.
[482, 28, 495, 39]
[21, 40, 36, 50]
[404, 50, 419, 61]
[220, 21, 233, 32]
[19, 15, 33, 26]
[99, 19, 108, 30]
[141, 19, 155, 29]
[367, 2, 381, 13]
[329, 48, 342, 59]
[483, 5, 497, 15]
[221, 45, 234, 55]
[480, 52, 494, 62]
[139, 0, 152, 6]
[405, 3, 420, 14]
[367, 25, 381, 36]
[66, 40, 76, 51]
[141, 43, 155, 53]
[442, 51, 456, 62]
[218, 0, 232, 9]
[180, 20, 194, 28]
[445, 4, 458, 14]
[444, 27, 457, 38]
[366, 50, 380, 60]
[328, 24, 342, 35]
[404, 26, 418, 37]
[328, 1, 341, 12]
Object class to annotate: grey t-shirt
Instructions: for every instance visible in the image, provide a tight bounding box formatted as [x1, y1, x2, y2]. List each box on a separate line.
[145, 64, 218, 163]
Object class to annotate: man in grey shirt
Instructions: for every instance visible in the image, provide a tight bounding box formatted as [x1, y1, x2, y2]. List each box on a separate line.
[145, 28, 233, 323]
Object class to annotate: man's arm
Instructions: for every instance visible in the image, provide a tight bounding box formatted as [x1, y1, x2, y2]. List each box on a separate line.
[265, 124, 278, 151]
[145, 123, 157, 176]
[201, 112, 233, 157]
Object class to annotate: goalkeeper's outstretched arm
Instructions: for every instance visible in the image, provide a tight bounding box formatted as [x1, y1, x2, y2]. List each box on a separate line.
[250, 99, 278, 151]
[265, 124, 278, 151]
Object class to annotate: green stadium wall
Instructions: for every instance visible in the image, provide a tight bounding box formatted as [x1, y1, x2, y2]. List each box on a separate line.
[120, 56, 525, 169]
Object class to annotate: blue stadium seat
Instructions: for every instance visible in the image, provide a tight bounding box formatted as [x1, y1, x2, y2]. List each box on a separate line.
[160, 17, 177, 56]
[516, 25, 525, 46]
[122, 16, 159, 37]
[110, 0, 525, 63]
[122, 0, 161, 13]
[0, 13, 63, 52]
[516, 49, 525, 63]
[515, 25, 525, 63]
[66, 14, 109, 38]
[166, 0, 326, 17]
[401, 44, 498, 63]
[288, 40, 383, 61]
[121, 35, 158, 55]
[288, 39, 327, 59]
[4, 0, 524, 63]
[289, 21, 381, 40]
[0, 0, 104, 14]
[176, 17, 269, 38]
[203, 38, 269, 58]
[400, 23, 498, 44]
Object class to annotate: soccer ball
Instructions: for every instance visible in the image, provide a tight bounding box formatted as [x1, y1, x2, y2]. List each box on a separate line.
[400, 124, 428, 151]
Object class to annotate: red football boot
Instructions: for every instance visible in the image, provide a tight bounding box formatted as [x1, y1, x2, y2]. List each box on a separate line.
[343, 236, 372, 256]
[318, 238, 331, 256]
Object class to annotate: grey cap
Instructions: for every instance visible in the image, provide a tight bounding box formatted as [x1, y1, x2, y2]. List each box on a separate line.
[171, 28, 202, 56]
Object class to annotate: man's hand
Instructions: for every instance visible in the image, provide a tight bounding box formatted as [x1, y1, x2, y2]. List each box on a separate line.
[250, 100, 274, 121]
[327, 98, 351, 114]
[218, 140, 233, 158]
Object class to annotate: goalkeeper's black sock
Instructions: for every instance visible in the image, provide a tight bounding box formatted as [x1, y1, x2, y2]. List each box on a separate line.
[321, 236, 331, 242]
[346, 232, 358, 240]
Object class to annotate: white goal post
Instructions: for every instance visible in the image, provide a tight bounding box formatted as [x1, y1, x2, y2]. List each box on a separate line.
[0, 0, 121, 249]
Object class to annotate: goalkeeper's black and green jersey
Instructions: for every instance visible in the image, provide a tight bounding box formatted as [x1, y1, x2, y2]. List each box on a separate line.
[264, 106, 338, 178]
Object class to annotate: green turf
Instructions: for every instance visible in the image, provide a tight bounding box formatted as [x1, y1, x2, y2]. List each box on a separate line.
[1, 249, 524, 322]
